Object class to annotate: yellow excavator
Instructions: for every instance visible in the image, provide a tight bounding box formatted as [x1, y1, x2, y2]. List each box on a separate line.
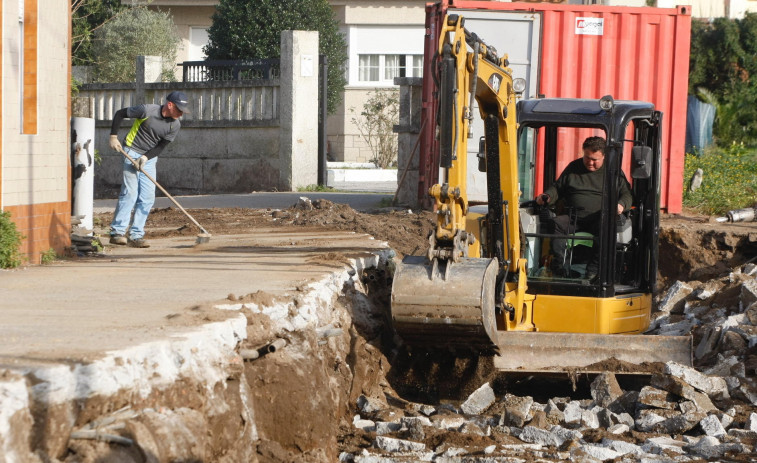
[391, 14, 691, 373]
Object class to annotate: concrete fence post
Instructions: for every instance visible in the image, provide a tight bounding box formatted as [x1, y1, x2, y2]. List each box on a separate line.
[136, 56, 164, 105]
[279, 30, 319, 191]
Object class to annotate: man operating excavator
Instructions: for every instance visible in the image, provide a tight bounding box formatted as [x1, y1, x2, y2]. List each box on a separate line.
[536, 136, 632, 280]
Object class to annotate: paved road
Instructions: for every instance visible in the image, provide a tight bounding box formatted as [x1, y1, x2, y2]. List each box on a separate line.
[94, 189, 395, 214]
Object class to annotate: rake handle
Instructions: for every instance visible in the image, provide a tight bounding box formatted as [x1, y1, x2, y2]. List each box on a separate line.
[116, 146, 210, 235]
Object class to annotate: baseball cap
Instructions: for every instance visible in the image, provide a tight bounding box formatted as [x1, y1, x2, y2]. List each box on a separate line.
[166, 91, 191, 114]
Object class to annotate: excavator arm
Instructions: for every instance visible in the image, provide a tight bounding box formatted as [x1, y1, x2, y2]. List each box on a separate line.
[392, 14, 531, 350]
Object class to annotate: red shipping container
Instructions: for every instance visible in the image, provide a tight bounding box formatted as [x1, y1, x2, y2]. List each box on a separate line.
[419, 0, 692, 212]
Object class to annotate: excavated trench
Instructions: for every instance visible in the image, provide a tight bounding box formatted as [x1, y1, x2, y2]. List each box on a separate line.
[11, 213, 757, 462]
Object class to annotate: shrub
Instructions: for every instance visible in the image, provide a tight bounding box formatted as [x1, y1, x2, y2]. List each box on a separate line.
[350, 90, 399, 169]
[0, 211, 24, 269]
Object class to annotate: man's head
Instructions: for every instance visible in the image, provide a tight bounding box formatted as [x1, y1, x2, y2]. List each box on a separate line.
[164, 91, 191, 118]
[581, 136, 606, 172]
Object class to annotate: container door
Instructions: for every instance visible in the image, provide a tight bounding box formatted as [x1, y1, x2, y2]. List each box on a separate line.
[448, 9, 542, 203]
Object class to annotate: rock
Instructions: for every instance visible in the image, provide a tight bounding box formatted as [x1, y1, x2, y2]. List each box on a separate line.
[528, 410, 550, 429]
[439, 446, 466, 457]
[657, 281, 693, 314]
[642, 436, 687, 455]
[460, 382, 495, 415]
[596, 408, 614, 428]
[699, 414, 726, 437]
[695, 326, 722, 360]
[373, 436, 426, 453]
[517, 425, 563, 447]
[663, 362, 729, 399]
[484, 444, 496, 454]
[431, 415, 466, 430]
[685, 435, 744, 459]
[658, 318, 697, 336]
[457, 421, 486, 437]
[657, 412, 701, 434]
[728, 428, 757, 439]
[741, 278, 757, 309]
[608, 390, 639, 415]
[294, 196, 313, 210]
[582, 409, 600, 429]
[418, 404, 435, 416]
[551, 425, 582, 443]
[616, 412, 635, 427]
[590, 372, 624, 408]
[746, 303, 757, 325]
[609, 423, 630, 434]
[720, 408, 735, 429]
[703, 354, 740, 376]
[399, 417, 425, 441]
[563, 401, 583, 428]
[638, 386, 677, 409]
[502, 393, 533, 427]
[747, 412, 757, 432]
[375, 421, 402, 435]
[720, 330, 748, 353]
[357, 395, 386, 415]
[575, 444, 620, 461]
[353, 415, 377, 432]
[544, 399, 565, 424]
[635, 410, 665, 432]
[602, 439, 644, 456]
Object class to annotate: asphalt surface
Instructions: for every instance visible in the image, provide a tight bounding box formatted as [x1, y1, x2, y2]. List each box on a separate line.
[94, 190, 395, 214]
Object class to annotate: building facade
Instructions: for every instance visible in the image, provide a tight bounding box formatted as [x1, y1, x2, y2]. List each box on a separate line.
[145, 0, 757, 164]
[2, 0, 71, 264]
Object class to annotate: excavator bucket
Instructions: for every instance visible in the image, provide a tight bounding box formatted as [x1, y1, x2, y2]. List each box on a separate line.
[391, 255, 500, 350]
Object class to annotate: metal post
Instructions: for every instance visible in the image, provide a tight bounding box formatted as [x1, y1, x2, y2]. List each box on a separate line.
[318, 55, 329, 186]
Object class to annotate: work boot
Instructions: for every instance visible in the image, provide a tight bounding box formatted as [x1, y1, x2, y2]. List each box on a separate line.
[128, 238, 150, 248]
[109, 234, 127, 245]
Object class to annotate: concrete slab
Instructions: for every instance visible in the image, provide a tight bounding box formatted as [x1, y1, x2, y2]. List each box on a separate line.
[0, 229, 386, 361]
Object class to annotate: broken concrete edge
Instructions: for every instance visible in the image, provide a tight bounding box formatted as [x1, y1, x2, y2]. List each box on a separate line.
[0, 245, 393, 452]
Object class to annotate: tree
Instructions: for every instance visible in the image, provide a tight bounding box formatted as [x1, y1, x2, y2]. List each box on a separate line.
[72, 0, 126, 66]
[204, 0, 347, 114]
[91, 6, 180, 83]
[689, 14, 757, 145]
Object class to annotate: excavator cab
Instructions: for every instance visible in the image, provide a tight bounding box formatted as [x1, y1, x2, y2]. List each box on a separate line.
[516, 98, 662, 301]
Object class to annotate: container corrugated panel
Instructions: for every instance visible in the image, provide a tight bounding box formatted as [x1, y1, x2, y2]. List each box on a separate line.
[420, 0, 692, 212]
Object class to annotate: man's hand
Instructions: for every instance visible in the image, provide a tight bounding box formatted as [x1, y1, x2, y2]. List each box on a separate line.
[109, 135, 122, 152]
[617, 204, 625, 215]
[136, 156, 147, 171]
[536, 193, 550, 205]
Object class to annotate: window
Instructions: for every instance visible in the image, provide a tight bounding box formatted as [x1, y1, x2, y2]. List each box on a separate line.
[357, 54, 423, 84]
[358, 54, 379, 82]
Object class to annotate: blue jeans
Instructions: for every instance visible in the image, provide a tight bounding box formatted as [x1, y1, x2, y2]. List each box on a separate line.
[110, 147, 157, 240]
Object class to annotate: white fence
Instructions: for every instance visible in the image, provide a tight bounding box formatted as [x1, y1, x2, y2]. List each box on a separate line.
[77, 80, 279, 125]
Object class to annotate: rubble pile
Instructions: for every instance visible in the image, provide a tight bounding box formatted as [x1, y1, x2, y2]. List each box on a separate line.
[338, 262, 757, 462]
[341, 364, 757, 462]
[649, 262, 757, 403]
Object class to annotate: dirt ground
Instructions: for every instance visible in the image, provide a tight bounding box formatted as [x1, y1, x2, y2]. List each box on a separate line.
[95, 200, 757, 285]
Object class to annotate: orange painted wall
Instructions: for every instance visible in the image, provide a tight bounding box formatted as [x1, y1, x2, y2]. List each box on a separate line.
[4, 202, 71, 264]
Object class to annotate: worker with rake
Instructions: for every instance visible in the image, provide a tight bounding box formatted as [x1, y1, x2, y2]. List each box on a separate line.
[108, 91, 190, 248]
